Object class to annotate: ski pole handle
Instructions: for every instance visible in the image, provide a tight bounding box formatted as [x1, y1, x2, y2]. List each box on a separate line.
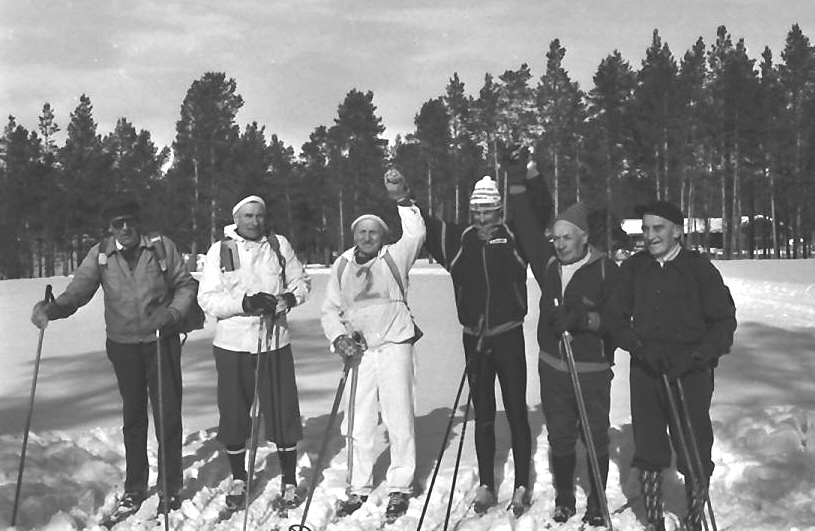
[44, 284, 53, 303]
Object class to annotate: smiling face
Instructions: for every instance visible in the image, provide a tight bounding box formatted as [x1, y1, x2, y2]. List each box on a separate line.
[470, 208, 501, 230]
[642, 213, 682, 259]
[234, 201, 266, 241]
[552, 220, 588, 265]
[109, 215, 141, 249]
[353, 219, 385, 256]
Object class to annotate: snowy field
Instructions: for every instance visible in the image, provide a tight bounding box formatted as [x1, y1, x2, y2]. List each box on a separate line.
[1, 259, 815, 531]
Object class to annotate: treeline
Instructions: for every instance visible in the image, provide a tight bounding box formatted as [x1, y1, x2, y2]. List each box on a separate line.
[2, 24, 815, 278]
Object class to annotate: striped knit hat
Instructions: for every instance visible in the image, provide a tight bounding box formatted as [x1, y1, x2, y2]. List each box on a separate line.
[469, 176, 502, 212]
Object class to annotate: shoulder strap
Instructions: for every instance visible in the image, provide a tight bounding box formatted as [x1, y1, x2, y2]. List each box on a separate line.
[335, 255, 350, 289]
[149, 234, 168, 273]
[220, 240, 240, 271]
[383, 250, 407, 301]
[268, 233, 287, 288]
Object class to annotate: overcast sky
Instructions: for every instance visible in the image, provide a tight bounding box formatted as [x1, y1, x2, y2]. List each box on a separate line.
[1, 1, 813, 152]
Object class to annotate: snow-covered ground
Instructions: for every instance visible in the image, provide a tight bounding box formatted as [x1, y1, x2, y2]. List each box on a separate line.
[1, 259, 815, 531]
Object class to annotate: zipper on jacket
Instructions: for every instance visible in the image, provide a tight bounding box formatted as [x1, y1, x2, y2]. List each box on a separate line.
[481, 243, 490, 329]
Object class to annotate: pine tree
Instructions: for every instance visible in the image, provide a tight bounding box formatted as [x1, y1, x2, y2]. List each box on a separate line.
[171, 72, 244, 255]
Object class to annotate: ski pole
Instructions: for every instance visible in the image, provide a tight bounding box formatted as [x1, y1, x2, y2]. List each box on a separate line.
[244, 315, 267, 531]
[12, 284, 53, 527]
[443, 389, 472, 531]
[557, 300, 613, 530]
[345, 363, 359, 487]
[155, 330, 170, 531]
[416, 365, 469, 531]
[344, 331, 366, 488]
[675, 377, 718, 531]
[289, 354, 356, 531]
[662, 374, 710, 531]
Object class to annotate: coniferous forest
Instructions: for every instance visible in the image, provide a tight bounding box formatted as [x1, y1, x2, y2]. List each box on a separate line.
[2, 25, 815, 279]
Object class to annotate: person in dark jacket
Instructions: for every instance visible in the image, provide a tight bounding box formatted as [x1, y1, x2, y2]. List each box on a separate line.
[608, 201, 736, 531]
[419, 171, 538, 517]
[507, 152, 618, 527]
[30, 193, 197, 521]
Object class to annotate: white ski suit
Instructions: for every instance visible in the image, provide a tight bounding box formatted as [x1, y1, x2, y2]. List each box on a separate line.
[321, 203, 426, 495]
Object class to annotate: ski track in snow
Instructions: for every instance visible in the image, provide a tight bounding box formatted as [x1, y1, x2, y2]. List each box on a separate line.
[3, 261, 815, 530]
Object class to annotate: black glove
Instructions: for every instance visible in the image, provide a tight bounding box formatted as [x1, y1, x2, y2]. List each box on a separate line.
[498, 144, 530, 186]
[631, 344, 670, 377]
[549, 305, 586, 335]
[667, 350, 718, 380]
[333, 334, 364, 363]
[146, 307, 178, 332]
[277, 292, 297, 313]
[242, 292, 278, 315]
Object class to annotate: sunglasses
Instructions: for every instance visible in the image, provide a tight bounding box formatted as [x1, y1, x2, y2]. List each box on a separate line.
[110, 216, 137, 230]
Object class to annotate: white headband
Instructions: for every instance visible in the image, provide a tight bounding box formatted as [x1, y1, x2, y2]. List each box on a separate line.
[232, 195, 266, 217]
[351, 214, 389, 233]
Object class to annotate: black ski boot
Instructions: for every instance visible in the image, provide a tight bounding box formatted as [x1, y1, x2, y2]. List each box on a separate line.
[156, 492, 181, 517]
[385, 491, 410, 522]
[102, 490, 146, 528]
[336, 493, 368, 518]
[225, 479, 247, 511]
[639, 469, 665, 531]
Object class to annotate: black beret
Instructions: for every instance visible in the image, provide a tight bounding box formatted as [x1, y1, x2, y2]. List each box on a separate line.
[634, 200, 683, 226]
[100, 193, 140, 224]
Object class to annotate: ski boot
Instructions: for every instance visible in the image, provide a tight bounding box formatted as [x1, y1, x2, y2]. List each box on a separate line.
[225, 479, 246, 511]
[336, 493, 368, 518]
[385, 491, 410, 522]
[508, 486, 531, 517]
[472, 485, 496, 515]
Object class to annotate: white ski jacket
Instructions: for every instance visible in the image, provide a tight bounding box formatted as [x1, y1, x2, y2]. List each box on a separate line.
[198, 225, 311, 352]
[321, 204, 426, 349]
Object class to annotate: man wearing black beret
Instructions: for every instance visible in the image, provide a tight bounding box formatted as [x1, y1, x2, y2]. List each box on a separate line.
[31, 192, 197, 522]
[608, 200, 736, 531]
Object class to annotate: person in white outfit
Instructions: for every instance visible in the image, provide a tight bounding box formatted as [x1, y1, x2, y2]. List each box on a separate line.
[198, 195, 311, 510]
[321, 169, 426, 522]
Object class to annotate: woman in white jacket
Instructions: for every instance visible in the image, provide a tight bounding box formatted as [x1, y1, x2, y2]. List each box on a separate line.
[198, 195, 311, 511]
[321, 169, 425, 522]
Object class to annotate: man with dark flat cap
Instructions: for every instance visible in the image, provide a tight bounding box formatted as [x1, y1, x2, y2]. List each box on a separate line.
[608, 200, 736, 531]
[30, 193, 197, 520]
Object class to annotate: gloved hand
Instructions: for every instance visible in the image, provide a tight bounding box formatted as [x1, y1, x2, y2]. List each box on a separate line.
[146, 307, 178, 332]
[243, 292, 278, 315]
[549, 305, 586, 335]
[498, 144, 530, 186]
[631, 344, 670, 377]
[333, 334, 364, 363]
[276, 293, 297, 314]
[666, 350, 718, 380]
[384, 168, 411, 202]
[31, 300, 50, 330]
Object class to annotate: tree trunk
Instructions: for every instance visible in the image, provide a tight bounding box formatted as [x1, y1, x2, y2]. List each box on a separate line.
[553, 148, 560, 214]
[191, 157, 200, 257]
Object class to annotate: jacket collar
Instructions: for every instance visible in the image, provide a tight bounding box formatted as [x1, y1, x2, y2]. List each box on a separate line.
[99, 234, 153, 256]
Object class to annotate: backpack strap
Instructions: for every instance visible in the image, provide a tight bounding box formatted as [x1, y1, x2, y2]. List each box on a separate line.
[148, 234, 168, 273]
[383, 250, 407, 302]
[220, 240, 240, 272]
[335, 250, 406, 302]
[219, 234, 287, 287]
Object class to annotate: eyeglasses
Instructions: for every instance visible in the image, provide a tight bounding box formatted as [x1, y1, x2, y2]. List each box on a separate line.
[110, 216, 137, 230]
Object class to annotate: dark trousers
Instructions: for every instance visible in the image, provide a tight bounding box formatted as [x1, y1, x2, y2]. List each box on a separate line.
[538, 361, 612, 457]
[463, 326, 532, 489]
[107, 335, 183, 495]
[630, 363, 714, 478]
[214, 345, 303, 447]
